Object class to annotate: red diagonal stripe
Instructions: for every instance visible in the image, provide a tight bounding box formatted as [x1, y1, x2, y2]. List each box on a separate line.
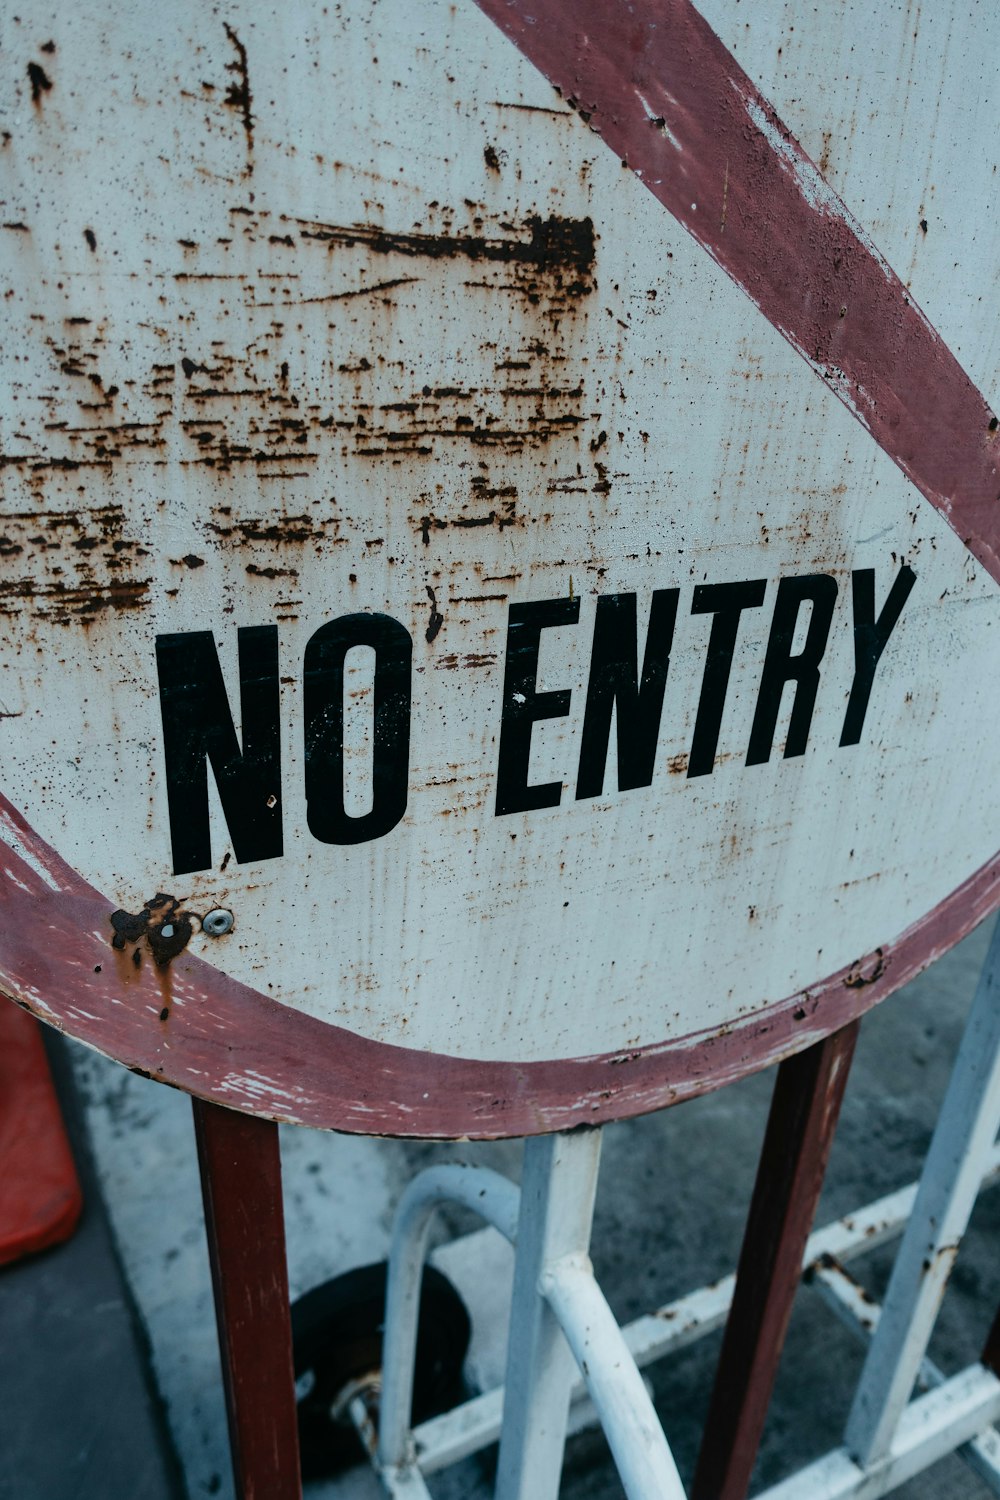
[474, 0, 1000, 582]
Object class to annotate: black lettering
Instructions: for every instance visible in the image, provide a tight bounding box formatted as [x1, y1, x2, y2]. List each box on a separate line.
[746, 573, 838, 765]
[575, 590, 679, 798]
[687, 580, 767, 777]
[495, 597, 580, 816]
[156, 627, 282, 877]
[840, 566, 916, 746]
[303, 613, 412, 845]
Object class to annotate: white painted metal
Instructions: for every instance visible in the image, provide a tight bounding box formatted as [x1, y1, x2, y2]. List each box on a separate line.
[968, 1427, 1000, 1495]
[811, 1259, 1000, 1495]
[810, 1258, 895, 1345]
[367, 1128, 1000, 1499]
[845, 919, 1000, 1464]
[798, 1156, 996, 1275]
[391, 1142, 1000, 1480]
[378, 1164, 520, 1471]
[494, 1131, 602, 1500]
[756, 1366, 1000, 1500]
[377, 1465, 435, 1500]
[399, 1347, 623, 1478]
[351, 1394, 435, 1500]
[959, 1424, 1000, 1494]
[2, 0, 999, 1081]
[377, 1466, 435, 1500]
[542, 1251, 686, 1499]
[59, 994, 1000, 1499]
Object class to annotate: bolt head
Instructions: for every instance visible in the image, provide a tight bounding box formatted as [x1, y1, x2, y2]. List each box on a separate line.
[203, 908, 234, 937]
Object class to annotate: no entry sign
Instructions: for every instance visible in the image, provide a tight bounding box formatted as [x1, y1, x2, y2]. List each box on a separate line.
[1, 0, 998, 1136]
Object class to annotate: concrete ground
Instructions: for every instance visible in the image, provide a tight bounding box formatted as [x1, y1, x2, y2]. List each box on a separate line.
[2, 915, 999, 1499]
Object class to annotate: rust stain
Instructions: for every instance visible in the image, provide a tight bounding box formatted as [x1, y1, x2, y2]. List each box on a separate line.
[109, 893, 196, 970]
[207, 512, 326, 545]
[0, 504, 151, 624]
[3, 200, 597, 502]
[222, 23, 254, 160]
[818, 131, 832, 176]
[247, 562, 298, 580]
[844, 948, 886, 989]
[419, 481, 521, 541]
[0, 577, 152, 624]
[294, 212, 594, 282]
[425, 584, 444, 643]
[490, 98, 571, 117]
[2, 185, 599, 636]
[432, 651, 496, 671]
[253, 276, 420, 309]
[27, 60, 52, 105]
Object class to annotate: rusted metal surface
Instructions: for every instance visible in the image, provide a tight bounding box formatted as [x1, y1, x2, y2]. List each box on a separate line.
[691, 1021, 859, 1500]
[0, 0, 998, 1135]
[193, 1097, 302, 1500]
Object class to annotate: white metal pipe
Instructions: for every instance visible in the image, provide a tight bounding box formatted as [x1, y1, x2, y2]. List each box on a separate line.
[408, 1373, 607, 1476]
[372, 1107, 1000, 1491]
[966, 1425, 1000, 1495]
[377, 1163, 520, 1470]
[494, 1130, 603, 1500]
[810, 1257, 1000, 1494]
[543, 1252, 687, 1500]
[757, 1364, 1000, 1500]
[351, 1394, 436, 1498]
[845, 916, 1000, 1464]
[402, 1149, 1000, 1478]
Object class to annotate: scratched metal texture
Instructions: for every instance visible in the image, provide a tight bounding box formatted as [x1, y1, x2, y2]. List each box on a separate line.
[0, 0, 997, 1135]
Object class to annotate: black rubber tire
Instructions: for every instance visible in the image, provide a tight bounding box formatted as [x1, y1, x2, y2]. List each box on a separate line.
[291, 1260, 471, 1479]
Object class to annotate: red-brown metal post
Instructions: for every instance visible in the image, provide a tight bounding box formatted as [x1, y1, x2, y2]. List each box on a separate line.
[193, 1098, 302, 1500]
[691, 1021, 860, 1500]
[982, 1304, 1000, 1377]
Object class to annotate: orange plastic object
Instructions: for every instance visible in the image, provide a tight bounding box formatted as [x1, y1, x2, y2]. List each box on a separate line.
[0, 1002, 82, 1265]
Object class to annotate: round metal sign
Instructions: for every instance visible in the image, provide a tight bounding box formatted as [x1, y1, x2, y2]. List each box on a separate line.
[1, 0, 998, 1136]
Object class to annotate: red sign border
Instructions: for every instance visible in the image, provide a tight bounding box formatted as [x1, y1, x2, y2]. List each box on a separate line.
[3, 791, 999, 1137]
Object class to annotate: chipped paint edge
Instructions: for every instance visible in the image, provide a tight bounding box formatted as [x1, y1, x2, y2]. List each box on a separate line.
[1, 792, 997, 1138]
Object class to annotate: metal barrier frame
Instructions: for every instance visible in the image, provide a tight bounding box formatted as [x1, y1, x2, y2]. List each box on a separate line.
[193, 916, 1000, 1500]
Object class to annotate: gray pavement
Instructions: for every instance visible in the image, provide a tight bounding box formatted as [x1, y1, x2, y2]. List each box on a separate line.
[2, 916, 998, 1498]
[0, 1033, 185, 1500]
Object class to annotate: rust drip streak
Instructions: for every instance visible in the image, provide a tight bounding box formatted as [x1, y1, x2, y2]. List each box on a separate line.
[293, 213, 595, 273]
[491, 99, 572, 116]
[472, 0, 1000, 585]
[179, 449, 320, 461]
[222, 23, 253, 156]
[252, 277, 420, 308]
